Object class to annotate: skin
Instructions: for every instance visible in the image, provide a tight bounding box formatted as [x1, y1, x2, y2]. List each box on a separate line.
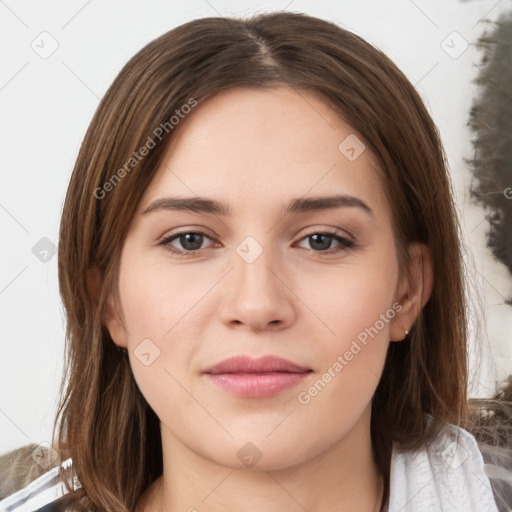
[102, 87, 433, 512]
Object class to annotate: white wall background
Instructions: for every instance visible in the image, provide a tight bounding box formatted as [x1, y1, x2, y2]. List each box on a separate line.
[1, 0, 511, 455]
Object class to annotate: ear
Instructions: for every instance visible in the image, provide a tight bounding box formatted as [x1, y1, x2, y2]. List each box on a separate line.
[87, 267, 129, 348]
[389, 243, 433, 342]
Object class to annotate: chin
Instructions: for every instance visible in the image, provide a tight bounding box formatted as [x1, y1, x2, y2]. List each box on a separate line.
[211, 436, 314, 472]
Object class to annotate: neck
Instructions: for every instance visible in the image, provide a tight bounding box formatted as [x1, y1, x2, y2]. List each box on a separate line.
[138, 407, 386, 512]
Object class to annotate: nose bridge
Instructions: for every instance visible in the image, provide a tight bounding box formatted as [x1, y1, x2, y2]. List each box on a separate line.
[218, 231, 296, 330]
[232, 233, 279, 291]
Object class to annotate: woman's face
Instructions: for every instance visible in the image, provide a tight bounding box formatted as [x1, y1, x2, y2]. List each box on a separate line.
[105, 86, 419, 470]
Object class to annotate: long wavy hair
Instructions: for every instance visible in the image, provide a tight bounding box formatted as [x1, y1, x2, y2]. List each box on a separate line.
[54, 11, 469, 511]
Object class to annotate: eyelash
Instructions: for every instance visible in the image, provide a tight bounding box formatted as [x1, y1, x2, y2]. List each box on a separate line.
[158, 229, 356, 258]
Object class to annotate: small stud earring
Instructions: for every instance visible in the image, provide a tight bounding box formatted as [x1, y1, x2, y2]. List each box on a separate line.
[404, 329, 409, 336]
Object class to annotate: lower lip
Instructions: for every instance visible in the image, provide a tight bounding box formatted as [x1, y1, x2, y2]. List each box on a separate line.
[206, 372, 311, 398]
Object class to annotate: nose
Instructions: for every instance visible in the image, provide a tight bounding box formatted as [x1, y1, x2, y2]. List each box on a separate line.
[218, 240, 296, 332]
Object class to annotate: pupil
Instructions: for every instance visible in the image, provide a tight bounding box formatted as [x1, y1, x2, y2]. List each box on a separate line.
[182, 233, 202, 250]
[310, 234, 331, 251]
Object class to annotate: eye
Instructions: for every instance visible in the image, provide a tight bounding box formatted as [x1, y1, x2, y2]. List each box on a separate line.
[158, 229, 356, 258]
[159, 231, 215, 257]
[296, 230, 355, 254]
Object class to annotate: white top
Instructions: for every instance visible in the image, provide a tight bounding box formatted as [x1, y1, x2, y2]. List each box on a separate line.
[389, 423, 499, 511]
[0, 424, 500, 511]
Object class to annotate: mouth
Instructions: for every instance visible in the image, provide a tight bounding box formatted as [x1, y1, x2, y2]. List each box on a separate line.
[203, 355, 313, 398]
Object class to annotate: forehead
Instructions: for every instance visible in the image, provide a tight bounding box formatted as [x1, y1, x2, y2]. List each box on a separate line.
[139, 87, 391, 221]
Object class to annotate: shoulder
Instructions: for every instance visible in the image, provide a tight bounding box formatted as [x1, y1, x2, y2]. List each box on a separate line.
[0, 445, 80, 512]
[0, 444, 48, 500]
[388, 423, 500, 512]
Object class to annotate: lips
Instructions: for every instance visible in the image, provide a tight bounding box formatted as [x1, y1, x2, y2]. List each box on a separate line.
[203, 355, 313, 398]
[203, 355, 312, 375]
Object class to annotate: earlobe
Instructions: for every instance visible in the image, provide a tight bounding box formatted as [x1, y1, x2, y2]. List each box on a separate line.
[389, 243, 434, 341]
[87, 267, 129, 348]
[103, 296, 129, 349]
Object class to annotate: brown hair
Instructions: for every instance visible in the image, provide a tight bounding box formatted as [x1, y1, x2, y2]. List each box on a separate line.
[54, 11, 468, 511]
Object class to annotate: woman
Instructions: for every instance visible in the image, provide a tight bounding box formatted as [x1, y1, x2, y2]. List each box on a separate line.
[0, 11, 503, 512]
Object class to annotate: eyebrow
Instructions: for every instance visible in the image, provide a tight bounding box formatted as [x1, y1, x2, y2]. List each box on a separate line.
[142, 194, 373, 217]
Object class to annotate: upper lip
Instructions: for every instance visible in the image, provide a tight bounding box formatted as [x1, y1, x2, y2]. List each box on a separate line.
[203, 355, 312, 374]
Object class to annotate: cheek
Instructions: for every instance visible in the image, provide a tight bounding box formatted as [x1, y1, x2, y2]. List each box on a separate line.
[297, 258, 398, 392]
[117, 253, 213, 407]
[294, 285, 395, 427]
[118, 255, 207, 341]
[300, 260, 398, 341]
[119, 269, 194, 419]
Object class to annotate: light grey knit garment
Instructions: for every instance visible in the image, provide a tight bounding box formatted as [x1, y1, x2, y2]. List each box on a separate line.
[388, 423, 500, 511]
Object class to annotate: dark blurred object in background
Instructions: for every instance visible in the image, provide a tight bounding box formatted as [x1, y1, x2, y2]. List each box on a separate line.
[467, 11, 512, 304]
